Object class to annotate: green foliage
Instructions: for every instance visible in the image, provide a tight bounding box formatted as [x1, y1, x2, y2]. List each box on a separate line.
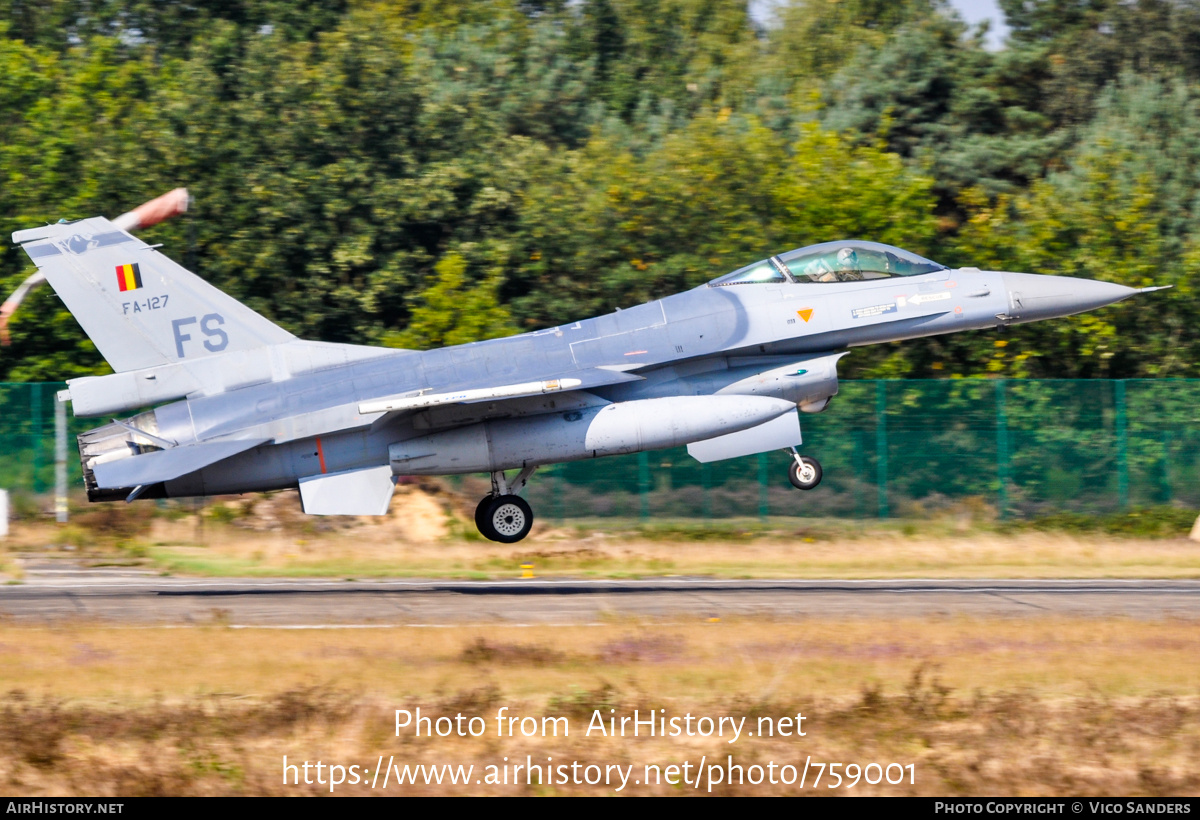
[1000, 0, 1200, 126]
[387, 250, 516, 349]
[0, 0, 1199, 382]
[948, 74, 1200, 377]
[768, 0, 943, 84]
[510, 113, 938, 336]
[777, 123, 938, 249]
[1005, 506, 1199, 538]
[822, 10, 1063, 206]
[510, 112, 791, 324]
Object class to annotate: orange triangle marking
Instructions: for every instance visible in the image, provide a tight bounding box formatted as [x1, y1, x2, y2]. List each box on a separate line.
[797, 308, 813, 323]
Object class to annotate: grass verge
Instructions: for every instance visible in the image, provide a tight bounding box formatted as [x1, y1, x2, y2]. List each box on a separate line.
[0, 617, 1197, 795]
[7, 501, 1200, 580]
[137, 530, 1200, 579]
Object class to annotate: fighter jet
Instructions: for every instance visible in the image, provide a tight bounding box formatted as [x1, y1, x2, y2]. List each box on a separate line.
[10, 218, 1166, 542]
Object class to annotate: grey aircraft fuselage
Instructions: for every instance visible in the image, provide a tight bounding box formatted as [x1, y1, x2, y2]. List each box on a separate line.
[129, 264, 1100, 498]
[12, 214, 1157, 532]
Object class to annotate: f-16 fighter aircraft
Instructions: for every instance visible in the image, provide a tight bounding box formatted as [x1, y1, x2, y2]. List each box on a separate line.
[10, 217, 1167, 542]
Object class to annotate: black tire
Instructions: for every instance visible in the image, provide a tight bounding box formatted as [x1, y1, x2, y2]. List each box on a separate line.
[486, 494, 534, 543]
[788, 456, 823, 490]
[475, 496, 497, 540]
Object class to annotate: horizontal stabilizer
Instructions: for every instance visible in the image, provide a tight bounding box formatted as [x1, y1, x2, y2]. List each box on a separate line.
[299, 466, 395, 515]
[93, 438, 268, 489]
[687, 409, 802, 463]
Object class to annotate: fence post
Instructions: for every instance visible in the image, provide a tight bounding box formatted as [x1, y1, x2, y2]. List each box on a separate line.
[995, 379, 1009, 519]
[55, 394, 68, 523]
[853, 429, 864, 518]
[31, 382, 42, 494]
[1115, 380, 1129, 510]
[1161, 431, 1172, 504]
[875, 380, 889, 518]
[551, 463, 563, 525]
[637, 451, 650, 521]
[757, 452, 769, 522]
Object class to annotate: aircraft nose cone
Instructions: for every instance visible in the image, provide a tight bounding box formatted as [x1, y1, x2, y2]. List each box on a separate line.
[1001, 271, 1139, 322]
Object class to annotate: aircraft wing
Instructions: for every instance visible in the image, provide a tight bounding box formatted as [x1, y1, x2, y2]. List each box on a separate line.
[92, 438, 269, 489]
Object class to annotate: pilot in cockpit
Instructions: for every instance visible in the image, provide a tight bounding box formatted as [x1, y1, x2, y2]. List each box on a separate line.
[804, 246, 864, 282]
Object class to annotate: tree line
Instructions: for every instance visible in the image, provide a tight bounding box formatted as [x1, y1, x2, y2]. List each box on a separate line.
[2, 0, 1198, 382]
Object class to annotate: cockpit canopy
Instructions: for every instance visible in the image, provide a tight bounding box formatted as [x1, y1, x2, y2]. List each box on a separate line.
[709, 241, 947, 286]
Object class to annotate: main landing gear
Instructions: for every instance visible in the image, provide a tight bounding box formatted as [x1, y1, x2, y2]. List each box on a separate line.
[786, 447, 823, 491]
[474, 466, 538, 543]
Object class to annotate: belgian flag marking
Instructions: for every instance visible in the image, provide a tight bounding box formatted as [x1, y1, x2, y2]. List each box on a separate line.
[116, 263, 143, 292]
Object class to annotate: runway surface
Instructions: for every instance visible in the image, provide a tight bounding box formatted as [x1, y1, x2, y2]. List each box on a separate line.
[3, 558, 1199, 624]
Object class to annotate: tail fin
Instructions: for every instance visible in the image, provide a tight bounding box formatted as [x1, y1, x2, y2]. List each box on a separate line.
[12, 216, 293, 372]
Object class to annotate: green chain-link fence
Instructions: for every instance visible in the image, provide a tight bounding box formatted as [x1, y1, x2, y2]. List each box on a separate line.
[0, 382, 77, 498]
[3, 380, 1199, 518]
[524, 379, 1200, 520]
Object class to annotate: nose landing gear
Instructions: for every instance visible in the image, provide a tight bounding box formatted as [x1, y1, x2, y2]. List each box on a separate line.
[474, 466, 537, 543]
[786, 447, 822, 490]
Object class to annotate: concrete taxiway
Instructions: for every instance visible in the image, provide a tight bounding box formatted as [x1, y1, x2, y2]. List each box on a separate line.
[1, 559, 1198, 624]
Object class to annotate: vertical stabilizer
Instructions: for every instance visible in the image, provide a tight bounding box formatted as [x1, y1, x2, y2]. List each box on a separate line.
[12, 217, 293, 372]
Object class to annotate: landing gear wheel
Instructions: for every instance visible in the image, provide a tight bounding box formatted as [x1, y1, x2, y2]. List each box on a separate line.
[788, 456, 823, 490]
[484, 494, 534, 543]
[474, 496, 494, 537]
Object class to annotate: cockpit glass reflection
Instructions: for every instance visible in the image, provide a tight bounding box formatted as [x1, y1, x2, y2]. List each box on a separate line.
[709, 241, 946, 286]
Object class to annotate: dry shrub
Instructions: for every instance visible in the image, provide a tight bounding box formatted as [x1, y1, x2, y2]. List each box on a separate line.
[69, 502, 158, 540]
[460, 638, 565, 667]
[511, 548, 609, 569]
[247, 685, 353, 734]
[0, 691, 68, 768]
[438, 683, 502, 714]
[547, 682, 619, 721]
[2, 679, 1199, 795]
[595, 634, 683, 664]
[903, 662, 955, 719]
[87, 763, 206, 797]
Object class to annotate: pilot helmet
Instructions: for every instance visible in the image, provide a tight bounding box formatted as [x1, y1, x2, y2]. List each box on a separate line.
[837, 247, 858, 270]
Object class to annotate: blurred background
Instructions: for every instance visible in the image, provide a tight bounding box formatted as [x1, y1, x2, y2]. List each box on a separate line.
[2, 0, 1199, 383]
[4, 378, 1200, 524]
[4, 0, 1200, 526]
[3, 6, 1200, 797]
